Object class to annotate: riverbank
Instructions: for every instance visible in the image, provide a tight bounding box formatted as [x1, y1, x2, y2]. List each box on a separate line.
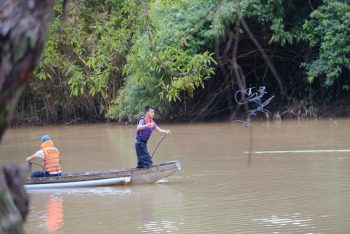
[9, 95, 350, 127]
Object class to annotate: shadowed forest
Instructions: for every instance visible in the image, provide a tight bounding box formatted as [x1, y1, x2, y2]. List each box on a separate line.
[13, 0, 350, 125]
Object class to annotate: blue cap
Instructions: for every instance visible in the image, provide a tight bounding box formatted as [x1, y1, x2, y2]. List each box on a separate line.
[41, 135, 51, 143]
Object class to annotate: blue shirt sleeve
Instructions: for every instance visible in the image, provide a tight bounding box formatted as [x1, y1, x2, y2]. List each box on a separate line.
[138, 119, 145, 125]
[137, 118, 157, 129]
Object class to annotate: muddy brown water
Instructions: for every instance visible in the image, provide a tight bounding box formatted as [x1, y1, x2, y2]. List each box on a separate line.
[1, 119, 350, 233]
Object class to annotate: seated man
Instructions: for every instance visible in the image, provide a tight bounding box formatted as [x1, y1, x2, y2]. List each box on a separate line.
[26, 135, 62, 177]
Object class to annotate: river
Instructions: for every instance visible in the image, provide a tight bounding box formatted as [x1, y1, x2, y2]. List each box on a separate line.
[0, 119, 350, 233]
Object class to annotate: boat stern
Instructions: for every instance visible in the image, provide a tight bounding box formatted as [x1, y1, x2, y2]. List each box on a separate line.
[130, 160, 181, 185]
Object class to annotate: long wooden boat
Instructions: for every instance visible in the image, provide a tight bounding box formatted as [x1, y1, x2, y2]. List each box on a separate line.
[25, 160, 181, 189]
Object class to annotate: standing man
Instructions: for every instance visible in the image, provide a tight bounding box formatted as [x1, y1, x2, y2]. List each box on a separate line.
[136, 106, 171, 168]
[26, 135, 62, 177]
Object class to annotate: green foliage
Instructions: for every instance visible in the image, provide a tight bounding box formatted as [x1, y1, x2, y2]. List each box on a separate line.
[108, 0, 217, 120]
[107, 74, 171, 121]
[302, 1, 350, 86]
[27, 0, 133, 122]
[123, 36, 216, 102]
[109, 0, 299, 119]
[23, 0, 350, 123]
[33, 0, 313, 122]
[35, 0, 130, 99]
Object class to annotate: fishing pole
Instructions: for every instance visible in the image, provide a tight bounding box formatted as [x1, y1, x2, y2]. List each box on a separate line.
[151, 134, 168, 158]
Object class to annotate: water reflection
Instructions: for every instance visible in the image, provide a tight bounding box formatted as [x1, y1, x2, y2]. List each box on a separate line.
[134, 183, 184, 233]
[27, 187, 132, 233]
[29, 187, 132, 196]
[46, 195, 64, 233]
[29, 193, 64, 234]
[27, 183, 184, 233]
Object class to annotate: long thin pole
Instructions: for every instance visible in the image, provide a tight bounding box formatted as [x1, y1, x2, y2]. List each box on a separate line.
[151, 134, 168, 158]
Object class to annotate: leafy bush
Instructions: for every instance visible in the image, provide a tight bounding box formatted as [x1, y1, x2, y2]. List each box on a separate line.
[302, 1, 350, 86]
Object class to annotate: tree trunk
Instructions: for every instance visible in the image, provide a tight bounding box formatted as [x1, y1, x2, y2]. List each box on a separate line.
[0, 164, 29, 234]
[0, 0, 53, 140]
[0, 0, 53, 232]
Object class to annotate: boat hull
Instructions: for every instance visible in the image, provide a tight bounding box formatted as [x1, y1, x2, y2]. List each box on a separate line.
[25, 160, 181, 189]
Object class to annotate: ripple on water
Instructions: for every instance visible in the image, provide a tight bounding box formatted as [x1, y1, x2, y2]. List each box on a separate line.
[139, 220, 184, 233]
[28, 187, 131, 196]
[253, 213, 318, 232]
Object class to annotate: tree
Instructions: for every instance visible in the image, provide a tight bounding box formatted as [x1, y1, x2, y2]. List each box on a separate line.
[302, 1, 350, 87]
[0, 0, 54, 232]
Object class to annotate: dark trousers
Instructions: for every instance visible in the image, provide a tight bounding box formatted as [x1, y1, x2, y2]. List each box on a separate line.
[135, 140, 153, 168]
[31, 171, 61, 178]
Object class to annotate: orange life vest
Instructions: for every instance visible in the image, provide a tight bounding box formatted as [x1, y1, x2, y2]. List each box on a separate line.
[137, 116, 155, 128]
[40, 140, 61, 173]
